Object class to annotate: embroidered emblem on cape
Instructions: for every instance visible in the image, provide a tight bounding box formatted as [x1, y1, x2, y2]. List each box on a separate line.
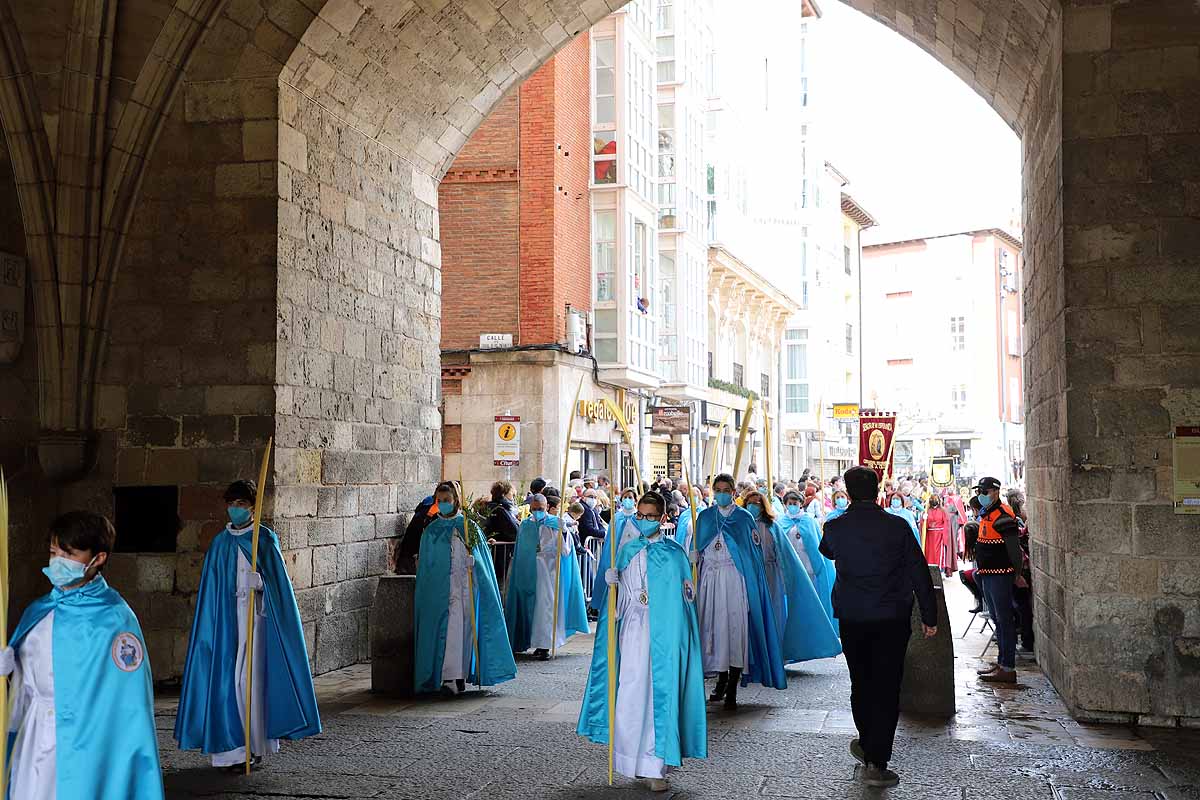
[714, 540, 723, 551]
[111, 632, 144, 672]
[683, 580, 695, 603]
[638, 590, 649, 606]
[752, 531, 762, 546]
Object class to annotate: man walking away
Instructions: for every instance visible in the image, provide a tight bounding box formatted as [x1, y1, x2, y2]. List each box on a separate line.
[820, 466, 937, 788]
[973, 477, 1025, 682]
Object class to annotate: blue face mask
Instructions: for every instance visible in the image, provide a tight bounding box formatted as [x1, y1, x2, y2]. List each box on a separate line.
[714, 492, 733, 507]
[228, 505, 253, 527]
[835, 497, 849, 510]
[43, 556, 90, 588]
[977, 493, 992, 510]
[532, 509, 547, 522]
[746, 503, 762, 519]
[437, 501, 455, 516]
[621, 498, 636, 512]
[890, 497, 903, 509]
[635, 518, 661, 537]
[786, 504, 802, 517]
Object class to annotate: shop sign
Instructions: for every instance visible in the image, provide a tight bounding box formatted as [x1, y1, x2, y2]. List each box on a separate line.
[494, 415, 520, 466]
[1173, 426, 1200, 515]
[667, 443, 683, 478]
[577, 399, 637, 425]
[858, 412, 898, 482]
[651, 405, 691, 434]
[832, 402, 860, 420]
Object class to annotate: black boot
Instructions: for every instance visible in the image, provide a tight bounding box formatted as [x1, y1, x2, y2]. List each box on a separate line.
[709, 672, 728, 702]
[724, 667, 742, 710]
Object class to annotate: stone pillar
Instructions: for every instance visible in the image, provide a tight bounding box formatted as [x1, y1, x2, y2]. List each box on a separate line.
[370, 575, 416, 697]
[899, 567, 955, 717]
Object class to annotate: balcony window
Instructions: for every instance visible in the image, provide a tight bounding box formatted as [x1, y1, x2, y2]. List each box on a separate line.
[657, 35, 675, 83]
[784, 329, 809, 413]
[656, 0, 673, 31]
[844, 244, 852, 275]
[593, 131, 616, 184]
[845, 323, 854, 355]
[761, 373, 770, 398]
[950, 316, 965, 351]
[658, 183, 676, 228]
[658, 104, 675, 178]
[593, 210, 616, 302]
[732, 362, 744, 388]
[594, 38, 616, 124]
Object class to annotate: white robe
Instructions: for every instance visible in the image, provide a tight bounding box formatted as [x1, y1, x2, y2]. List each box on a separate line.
[613, 543, 668, 780]
[442, 535, 472, 683]
[211, 532, 281, 767]
[786, 519, 816, 579]
[8, 612, 55, 800]
[696, 506, 749, 674]
[531, 524, 569, 650]
[758, 521, 786, 641]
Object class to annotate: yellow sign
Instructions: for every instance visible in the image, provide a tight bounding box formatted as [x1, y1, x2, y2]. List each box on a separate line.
[578, 399, 637, 425]
[832, 403, 860, 420]
[497, 423, 517, 442]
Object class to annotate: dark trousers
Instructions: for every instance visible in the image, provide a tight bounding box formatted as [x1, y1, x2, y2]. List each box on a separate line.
[979, 573, 1017, 669]
[1014, 579, 1034, 649]
[840, 618, 912, 768]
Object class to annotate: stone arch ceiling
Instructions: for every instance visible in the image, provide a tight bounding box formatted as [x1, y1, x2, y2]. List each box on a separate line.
[256, 0, 1058, 184]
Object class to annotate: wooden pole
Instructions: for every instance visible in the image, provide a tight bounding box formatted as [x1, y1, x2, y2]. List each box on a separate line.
[552, 376, 585, 659]
[707, 407, 732, 491]
[731, 395, 755, 480]
[764, 405, 774, 513]
[0, 469, 8, 800]
[681, 459, 700, 587]
[601, 399, 645, 496]
[458, 470, 480, 688]
[816, 396, 825, 495]
[244, 437, 272, 775]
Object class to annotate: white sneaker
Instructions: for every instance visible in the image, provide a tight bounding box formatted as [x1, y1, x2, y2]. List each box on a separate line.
[646, 778, 669, 792]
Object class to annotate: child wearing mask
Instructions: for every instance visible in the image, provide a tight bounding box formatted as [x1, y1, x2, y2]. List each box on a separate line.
[578, 491, 706, 791]
[1, 511, 163, 799]
[175, 480, 321, 770]
[590, 487, 639, 614]
[414, 482, 516, 696]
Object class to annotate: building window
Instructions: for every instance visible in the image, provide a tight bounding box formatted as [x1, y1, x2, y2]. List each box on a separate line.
[950, 316, 965, 351]
[658, 104, 675, 178]
[951, 384, 968, 411]
[593, 38, 616, 185]
[784, 329, 809, 413]
[845, 323, 854, 355]
[761, 372, 770, 398]
[632, 221, 649, 311]
[800, 76, 808, 107]
[593, 210, 616, 301]
[658, 183, 676, 228]
[732, 362, 744, 388]
[707, 351, 714, 381]
[844, 244, 852, 275]
[660, 251, 676, 330]
[894, 440, 913, 471]
[593, 132, 616, 184]
[657, 35, 675, 83]
[656, 0, 673, 31]
[1009, 376, 1021, 422]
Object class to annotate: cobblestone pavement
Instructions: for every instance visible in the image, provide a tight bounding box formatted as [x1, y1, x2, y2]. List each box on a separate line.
[160, 582, 1200, 799]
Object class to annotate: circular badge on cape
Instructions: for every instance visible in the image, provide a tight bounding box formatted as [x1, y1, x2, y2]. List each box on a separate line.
[752, 531, 762, 546]
[111, 632, 144, 672]
[683, 580, 695, 603]
[795, 531, 803, 540]
[714, 540, 723, 551]
[638, 590, 649, 606]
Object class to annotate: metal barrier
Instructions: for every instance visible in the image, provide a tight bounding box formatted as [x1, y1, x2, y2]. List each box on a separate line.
[489, 536, 603, 603]
[490, 540, 516, 595]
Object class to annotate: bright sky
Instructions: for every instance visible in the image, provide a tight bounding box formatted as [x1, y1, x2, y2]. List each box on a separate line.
[817, 2, 1022, 242]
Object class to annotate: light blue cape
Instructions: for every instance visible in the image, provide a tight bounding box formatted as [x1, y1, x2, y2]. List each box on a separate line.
[174, 525, 321, 754]
[777, 514, 840, 638]
[505, 517, 589, 651]
[9, 576, 163, 800]
[591, 511, 635, 611]
[413, 514, 517, 691]
[887, 506, 921, 543]
[577, 535, 707, 765]
[694, 505, 788, 689]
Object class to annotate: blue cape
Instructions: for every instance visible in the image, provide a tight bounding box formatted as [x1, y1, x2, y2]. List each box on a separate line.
[414, 514, 517, 691]
[174, 525, 321, 753]
[577, 535, 707, 765]
[887, 506, 921, 543]
[505, 517, 589, 651]
[778, 514, 840, 638]
[591, 512, 635, 611]
[823, 506, 848, 524]
[9, 576, 163, 799]
[695, 506, 787, 689]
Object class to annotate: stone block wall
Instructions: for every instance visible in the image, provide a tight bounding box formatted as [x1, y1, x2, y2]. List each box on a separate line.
[274, 83, 441, 674]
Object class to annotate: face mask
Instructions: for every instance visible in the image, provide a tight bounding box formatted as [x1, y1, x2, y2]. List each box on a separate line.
[584, 498, 597, 508]
[621, 498, 635, 512]
[835, 497, 849, 510]
[890, 498, 903, 509]
[977, 494, 992, 510]
[746, 503, 762, 519]
[43, 556, 91, 588]
[228, 505, 253, 527]
[786, 504, 802, 518]
[437, 501, 455, 516]
[634, 518, 661, 537]
[532, 509, 547, 522]
[714, 492, 733, 508]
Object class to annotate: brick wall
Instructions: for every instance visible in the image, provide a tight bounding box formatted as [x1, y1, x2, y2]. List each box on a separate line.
[552, 34, 593, 342]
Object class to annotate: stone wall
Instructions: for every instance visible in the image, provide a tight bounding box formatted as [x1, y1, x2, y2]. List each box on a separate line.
[273, 83, 441, 673]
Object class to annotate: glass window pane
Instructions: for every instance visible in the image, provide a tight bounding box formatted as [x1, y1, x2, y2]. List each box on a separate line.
[658, 104, 675, 129]
[594, 160, 616, 184]
[657, 36, 674, 57]
[596, 96, 615, 125]
[596, 68, 615, 96]
[657, 61, 675, 83]
[593, 131, 616, 156]
[596, 338, 618, 363]
[594, 210, 615, 240]
[596, 38, 615, 68]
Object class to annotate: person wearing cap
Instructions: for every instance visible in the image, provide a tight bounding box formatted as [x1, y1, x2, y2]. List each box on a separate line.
[972, 477, 1025, 684]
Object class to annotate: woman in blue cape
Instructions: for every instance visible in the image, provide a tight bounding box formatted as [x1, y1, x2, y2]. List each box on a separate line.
[578, 491, 706, 792]
[886, 491, 921, 543]
[779, 491, 839, 636]
[1, 511, 163, 800]
[744, 490, 841, 663]
[505, 492, 589, 658]
[414, 482, 517, 696]
[694, 474, 785, 707]
[591, 488, 638, 612]
[175, 480, 321, 769]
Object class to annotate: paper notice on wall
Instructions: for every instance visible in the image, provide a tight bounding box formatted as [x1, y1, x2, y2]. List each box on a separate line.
[1173, 426, 1200, 515]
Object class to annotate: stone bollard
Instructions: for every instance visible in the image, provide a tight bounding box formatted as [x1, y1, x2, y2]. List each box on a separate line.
[899, 566, 956, 716]
[370, 574, 416, 697]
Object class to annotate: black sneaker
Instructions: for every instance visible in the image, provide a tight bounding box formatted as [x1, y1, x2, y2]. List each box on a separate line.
[533, 648, 550, 661]
[863, 765, 900, 788]
[849, 739, 866, 765]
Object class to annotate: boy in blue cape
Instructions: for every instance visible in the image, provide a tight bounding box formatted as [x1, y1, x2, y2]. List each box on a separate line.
[693, 473, 787, 708]
[590, 487, 639, 613]
[505, 492, 589, 659]
[174, 479, 321, 770]
[578, 490, 706, 792]
[413, 481, 517, 696]
[0, 511, 163, 800]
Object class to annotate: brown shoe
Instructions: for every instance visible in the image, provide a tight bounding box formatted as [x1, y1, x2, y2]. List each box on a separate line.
[980, 668, 1017, 684]
[976, 663, 999, 675]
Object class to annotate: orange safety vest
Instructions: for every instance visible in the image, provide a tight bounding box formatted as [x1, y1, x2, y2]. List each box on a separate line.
[977, 502, 1016, 544]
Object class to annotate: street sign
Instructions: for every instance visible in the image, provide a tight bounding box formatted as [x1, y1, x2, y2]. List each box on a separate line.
[494, 415, 520, 466]
[480, 333, 513, 349]
[832, 402, 860, 420]
[651, 405, 691, 434]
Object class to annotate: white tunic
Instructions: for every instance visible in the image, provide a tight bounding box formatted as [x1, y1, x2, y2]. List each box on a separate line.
[786, 519, 816, 579]
[442, 535, 472, 682]
[758, 521, 786, 641]
[8, 612, 56, 800]
[696, 506, 749, 674]
[211, 529, 281, 767]
[532, 524, 569, 650]
[613, 543, 668, 780]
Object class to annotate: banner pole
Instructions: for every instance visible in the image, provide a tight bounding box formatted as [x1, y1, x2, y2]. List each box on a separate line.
[552, 376, 585, 659]
[244, 438, 273, 776]
[731, 395, 755, 480]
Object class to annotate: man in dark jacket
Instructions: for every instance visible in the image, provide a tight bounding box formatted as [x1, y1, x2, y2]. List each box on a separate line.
[820, 466, 937, 789]
[396, 494, 435, 574]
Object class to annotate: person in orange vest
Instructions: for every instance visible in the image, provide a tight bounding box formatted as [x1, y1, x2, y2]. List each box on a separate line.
[972, 477, 1025, 684]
